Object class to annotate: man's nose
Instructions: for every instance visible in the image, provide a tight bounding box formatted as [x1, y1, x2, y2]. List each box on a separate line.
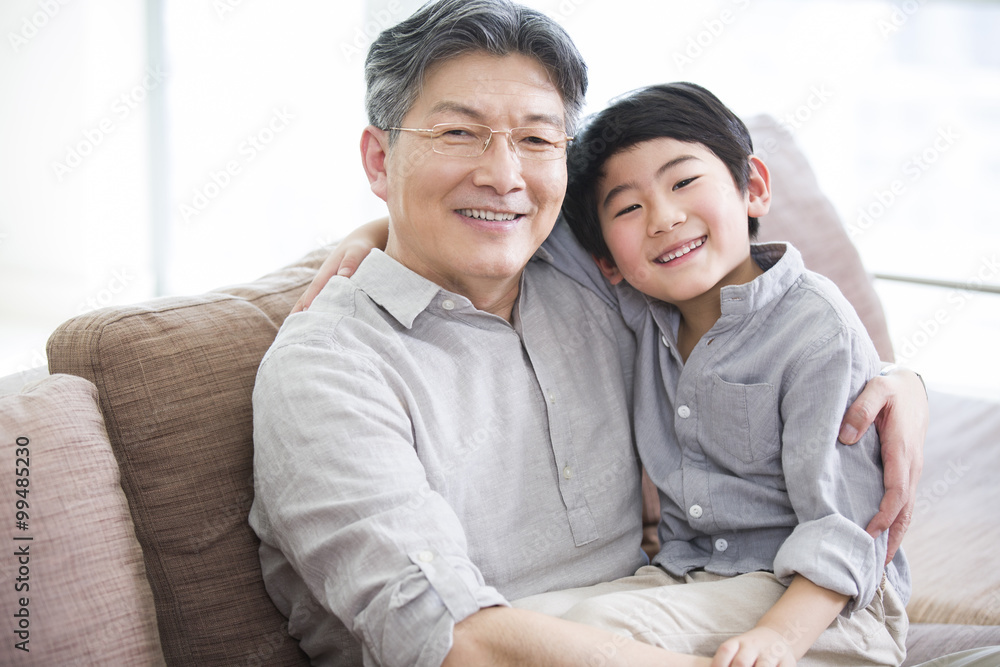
[471, 133, 526, 194]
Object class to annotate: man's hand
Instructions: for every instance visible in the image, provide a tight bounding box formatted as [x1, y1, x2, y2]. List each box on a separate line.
[711, 627, 796, 667]
[291, 217, 390, 313]
[839, 367, 928, 562]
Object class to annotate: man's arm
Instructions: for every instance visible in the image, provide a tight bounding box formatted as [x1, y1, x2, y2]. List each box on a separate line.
[839, 366, 927, 562]
[252, 339, 507, 666]
[445, 606, 711, 667]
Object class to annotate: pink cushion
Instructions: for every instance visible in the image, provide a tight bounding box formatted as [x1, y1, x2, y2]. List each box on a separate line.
[0, 374, 164, 664]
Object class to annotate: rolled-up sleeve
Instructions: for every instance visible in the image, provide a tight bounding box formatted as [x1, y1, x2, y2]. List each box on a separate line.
[251, 336, 506, 667]
[773, 325, 886, 613]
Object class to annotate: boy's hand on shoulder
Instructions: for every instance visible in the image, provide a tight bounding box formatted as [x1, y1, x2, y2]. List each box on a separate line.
[711, 627, 796, 667]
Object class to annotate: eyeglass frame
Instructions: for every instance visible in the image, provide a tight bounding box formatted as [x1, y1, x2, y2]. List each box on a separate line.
[387, 123, 574, 161]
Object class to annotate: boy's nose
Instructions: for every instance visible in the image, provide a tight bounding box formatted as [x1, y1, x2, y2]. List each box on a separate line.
[647, 200, 685, 236]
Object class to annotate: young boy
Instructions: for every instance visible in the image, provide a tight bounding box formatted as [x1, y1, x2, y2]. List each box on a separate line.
[535, 82, 909, 665]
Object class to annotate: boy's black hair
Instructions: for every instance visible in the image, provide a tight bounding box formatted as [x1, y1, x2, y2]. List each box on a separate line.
[563, 82, 759, 262]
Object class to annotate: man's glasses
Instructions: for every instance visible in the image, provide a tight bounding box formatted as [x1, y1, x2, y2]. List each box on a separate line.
[389, 123, 573, 160]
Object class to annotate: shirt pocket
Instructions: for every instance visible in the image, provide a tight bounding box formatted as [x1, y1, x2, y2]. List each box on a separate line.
[702, 374, 780, 465]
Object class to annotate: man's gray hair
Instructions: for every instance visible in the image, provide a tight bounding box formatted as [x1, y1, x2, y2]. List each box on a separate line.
[365, 0, 588, 142]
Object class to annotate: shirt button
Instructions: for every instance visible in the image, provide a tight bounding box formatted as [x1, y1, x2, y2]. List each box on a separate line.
[661, 334, 669, 347]
[441, 299, 455, 311]
[715, 538, 729, 552]
[548, 391, 556, 405]
[677, 405, 691, 419]
[417, 550, 435, 563]
[688, 504, 703, 519]
[563, 466, 573, 480]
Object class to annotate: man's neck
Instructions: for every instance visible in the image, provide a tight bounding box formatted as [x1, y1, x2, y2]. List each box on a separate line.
[384, 239, 526, 323]
[458, 275, 522, 322]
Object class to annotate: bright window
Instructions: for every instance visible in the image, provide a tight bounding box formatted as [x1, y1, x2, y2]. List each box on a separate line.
[3, 0, 997, 399]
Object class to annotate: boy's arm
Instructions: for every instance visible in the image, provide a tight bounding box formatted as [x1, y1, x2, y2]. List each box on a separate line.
[711, 575, 848, 667]
[292, 217, 390, 313]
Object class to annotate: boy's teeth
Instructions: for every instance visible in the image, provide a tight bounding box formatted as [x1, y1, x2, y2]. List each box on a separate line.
[657, 237, 705, 263]
[459, 208, 518, 221]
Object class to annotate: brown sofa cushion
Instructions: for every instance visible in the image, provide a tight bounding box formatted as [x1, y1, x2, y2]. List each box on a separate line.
[46, 250, 330, 666]
[0, 374, 163, 665]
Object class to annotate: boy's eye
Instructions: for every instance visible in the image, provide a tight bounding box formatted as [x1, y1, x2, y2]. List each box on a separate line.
[672, 176, 698, 191]
[614, 204, 641, 218]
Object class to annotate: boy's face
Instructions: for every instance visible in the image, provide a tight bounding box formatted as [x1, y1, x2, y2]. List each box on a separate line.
[594, 138, 770, 307]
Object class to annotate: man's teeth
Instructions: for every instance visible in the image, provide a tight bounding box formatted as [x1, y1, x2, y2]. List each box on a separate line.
[459, 208, 519, 222]
[656, 237, 705, 264]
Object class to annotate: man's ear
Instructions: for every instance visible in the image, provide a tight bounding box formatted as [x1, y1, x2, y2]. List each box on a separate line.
[746, 155, 772, 218]
[594, 254, 625, 285]
[361, 125, 390, 202]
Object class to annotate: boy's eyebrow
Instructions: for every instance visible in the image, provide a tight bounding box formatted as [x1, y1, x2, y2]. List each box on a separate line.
[601, 154, 700, 211]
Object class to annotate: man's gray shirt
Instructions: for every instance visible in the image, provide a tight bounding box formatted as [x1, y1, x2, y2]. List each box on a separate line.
[545, 223, 910, 614]
[249, 247, 645, 667]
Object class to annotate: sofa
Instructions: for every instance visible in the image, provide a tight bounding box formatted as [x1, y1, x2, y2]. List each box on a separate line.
[1, 115, 998, 666]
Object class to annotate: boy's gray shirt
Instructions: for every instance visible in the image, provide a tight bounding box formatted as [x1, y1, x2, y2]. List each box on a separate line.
[544, 220, 911, 613]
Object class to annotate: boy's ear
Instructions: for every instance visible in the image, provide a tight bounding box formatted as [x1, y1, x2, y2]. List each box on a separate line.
[361, 125, 390, 202]
[746, 155, 772, 218]
[594, 254, 625, 285]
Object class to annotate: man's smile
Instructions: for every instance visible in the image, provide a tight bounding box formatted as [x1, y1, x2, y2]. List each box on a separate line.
[457, 208, 525, 222]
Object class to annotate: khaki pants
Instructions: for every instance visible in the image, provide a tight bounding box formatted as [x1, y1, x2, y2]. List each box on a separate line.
[513, 565, 908, 666]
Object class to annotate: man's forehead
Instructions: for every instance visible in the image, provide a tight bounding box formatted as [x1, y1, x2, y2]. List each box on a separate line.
[411, 52, 567, 125]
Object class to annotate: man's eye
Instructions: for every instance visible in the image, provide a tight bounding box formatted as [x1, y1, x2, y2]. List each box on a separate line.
[673, 177, 698, 191]
[521, 135, 554, 146]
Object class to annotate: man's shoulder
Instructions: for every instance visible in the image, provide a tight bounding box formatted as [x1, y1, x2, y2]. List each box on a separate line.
[261, 277, 396, 371]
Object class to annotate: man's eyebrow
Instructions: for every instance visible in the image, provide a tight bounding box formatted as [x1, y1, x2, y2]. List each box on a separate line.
[427, 102, 564, 128]
[601, 154, 700, 211]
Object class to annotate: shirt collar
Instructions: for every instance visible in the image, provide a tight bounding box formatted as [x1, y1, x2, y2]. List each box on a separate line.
[719, 242, 803, 316]
[351, 247, 554, 329]
[351, 250, 443, 329]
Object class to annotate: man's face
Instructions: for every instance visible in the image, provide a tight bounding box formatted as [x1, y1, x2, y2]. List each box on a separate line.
[596, 138, 766, 307]
[376, 52, 568, 297]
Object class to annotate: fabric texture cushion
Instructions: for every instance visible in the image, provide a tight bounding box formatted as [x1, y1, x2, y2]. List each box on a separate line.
[46, 250, 330, 666]
[746, 114, 895, 362]
[0, 374, 164, 665]
[904, 390, 1000, 627]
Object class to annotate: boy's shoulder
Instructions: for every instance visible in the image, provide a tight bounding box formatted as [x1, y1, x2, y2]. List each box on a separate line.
[759, 242, 880, 358]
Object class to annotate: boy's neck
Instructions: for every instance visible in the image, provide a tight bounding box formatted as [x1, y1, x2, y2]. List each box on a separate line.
[675, 252, 764, 361]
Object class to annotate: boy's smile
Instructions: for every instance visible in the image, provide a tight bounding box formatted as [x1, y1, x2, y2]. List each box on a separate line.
[594, 138, 770, 316]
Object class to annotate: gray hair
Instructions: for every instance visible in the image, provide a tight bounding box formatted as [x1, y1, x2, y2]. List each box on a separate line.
[365, 0, 588, 143]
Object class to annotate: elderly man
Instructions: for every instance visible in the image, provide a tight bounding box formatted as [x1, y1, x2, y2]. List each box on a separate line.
[250, 1, 926, 665]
